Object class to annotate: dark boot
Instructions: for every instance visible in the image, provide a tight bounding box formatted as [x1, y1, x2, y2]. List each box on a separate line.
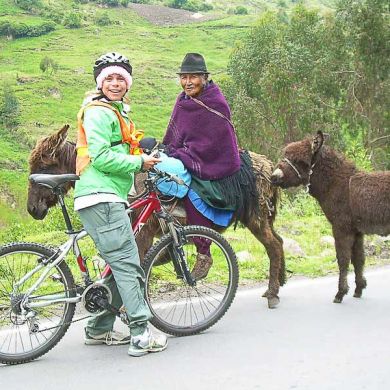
[191, 253, 213, 280]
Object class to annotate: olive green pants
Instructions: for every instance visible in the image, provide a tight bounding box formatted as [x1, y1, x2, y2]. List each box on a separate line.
[78, 202, 152, 337]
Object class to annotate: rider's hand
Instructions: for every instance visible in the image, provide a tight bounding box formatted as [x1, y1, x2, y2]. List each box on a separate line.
[141, 154, 161, 171]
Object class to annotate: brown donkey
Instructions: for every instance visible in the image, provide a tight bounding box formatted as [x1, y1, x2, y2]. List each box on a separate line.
[271, 131, 390, 303]
[27, 125, 286, 308]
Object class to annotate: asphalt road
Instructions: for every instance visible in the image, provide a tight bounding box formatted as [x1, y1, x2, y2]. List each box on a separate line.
[2, 266, 390, 390]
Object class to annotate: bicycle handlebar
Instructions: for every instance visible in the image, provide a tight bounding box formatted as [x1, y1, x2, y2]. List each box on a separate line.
[148, 167, 187, 186]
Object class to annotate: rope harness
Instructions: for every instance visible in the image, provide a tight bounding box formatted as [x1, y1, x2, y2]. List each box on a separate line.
[282, 157, 317, 193]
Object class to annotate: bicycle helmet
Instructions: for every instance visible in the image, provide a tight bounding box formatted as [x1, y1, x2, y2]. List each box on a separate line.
[93, 52, 132, 81]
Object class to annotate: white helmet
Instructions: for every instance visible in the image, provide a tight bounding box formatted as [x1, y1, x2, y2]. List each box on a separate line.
[93, 52, 132, 80]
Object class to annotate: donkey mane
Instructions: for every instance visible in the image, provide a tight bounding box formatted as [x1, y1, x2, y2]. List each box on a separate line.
[318, 145, 357, 172]
[29, 138, 76, 175]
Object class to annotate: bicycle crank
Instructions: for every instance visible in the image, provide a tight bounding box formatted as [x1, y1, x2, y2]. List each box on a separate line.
[82, 283, 112, 314]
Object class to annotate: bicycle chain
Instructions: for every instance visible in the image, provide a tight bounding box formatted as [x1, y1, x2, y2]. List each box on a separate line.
[26, 285, 90, 333]
[36, 314, 93, 333]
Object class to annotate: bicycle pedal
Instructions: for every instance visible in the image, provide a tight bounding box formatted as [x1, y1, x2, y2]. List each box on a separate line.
[119, 306, 129, 325]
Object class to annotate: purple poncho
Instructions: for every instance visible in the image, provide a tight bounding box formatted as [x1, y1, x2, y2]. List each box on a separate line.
[163, 82, 241, 180]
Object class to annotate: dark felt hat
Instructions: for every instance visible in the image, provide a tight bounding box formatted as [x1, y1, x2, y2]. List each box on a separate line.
[177, 53, 209, 74]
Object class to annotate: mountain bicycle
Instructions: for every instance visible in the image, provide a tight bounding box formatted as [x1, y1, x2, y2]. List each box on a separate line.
[0, 168, 239, 365]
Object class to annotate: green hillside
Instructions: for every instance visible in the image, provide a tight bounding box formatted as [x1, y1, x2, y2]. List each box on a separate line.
[0, 1, 247, 228]
[0, 0, 335, 228]
[0, 0, 338, 232]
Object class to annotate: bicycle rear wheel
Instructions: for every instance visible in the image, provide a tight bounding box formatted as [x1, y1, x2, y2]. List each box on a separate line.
[0, 243, 76, 365]
[143, 226, 239, 336]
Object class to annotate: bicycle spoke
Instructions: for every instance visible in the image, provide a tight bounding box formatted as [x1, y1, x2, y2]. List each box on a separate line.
[193, 287, 221, 310]
[196, 281, 228, 296]
[0, 244, 76, 363]
[194, 287, 209, 319]
[0, 278, 11, 297]
[17, 326, 25, 353]
[3, 254, 16, 289]
[176, 291, 188, 326]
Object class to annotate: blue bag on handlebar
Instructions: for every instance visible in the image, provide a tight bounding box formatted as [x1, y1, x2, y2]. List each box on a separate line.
[153, 152, 191, 198]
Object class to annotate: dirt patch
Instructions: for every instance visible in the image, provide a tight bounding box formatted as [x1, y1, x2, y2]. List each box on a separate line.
[129, 4, 216, 26]
[0, 188, 17, 210]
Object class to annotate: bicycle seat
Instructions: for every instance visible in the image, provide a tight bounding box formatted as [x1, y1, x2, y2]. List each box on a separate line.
[29, 173, 79, 189]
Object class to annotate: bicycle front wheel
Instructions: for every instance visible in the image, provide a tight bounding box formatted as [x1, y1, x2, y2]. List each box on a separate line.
[143, 226, 239, 336]
[0, 243, 76, 365]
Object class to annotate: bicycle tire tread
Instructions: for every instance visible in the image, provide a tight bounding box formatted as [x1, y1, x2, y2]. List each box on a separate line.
[0, 242, 76, 365]
[142, 226, 239, 337]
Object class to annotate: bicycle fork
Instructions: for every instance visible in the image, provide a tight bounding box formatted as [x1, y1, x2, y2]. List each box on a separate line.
[157, 211, 196, 287]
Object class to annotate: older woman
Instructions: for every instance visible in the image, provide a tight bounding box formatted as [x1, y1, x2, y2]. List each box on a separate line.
[163, 53, 249, 280]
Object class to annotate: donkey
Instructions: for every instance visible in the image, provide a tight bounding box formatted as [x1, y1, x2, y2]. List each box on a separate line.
[271, 131, 390, 303]
[27, 125, 286, 308]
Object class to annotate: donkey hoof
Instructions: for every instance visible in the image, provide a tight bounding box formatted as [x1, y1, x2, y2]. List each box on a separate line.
[268, 296, 280, 309]
[353, 291, 362, 298]
[262, 289, 269, 298]
[333, 296, 343, 303]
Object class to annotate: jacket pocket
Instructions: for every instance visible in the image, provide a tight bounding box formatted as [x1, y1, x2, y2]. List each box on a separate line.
[96, 220, 128, 253]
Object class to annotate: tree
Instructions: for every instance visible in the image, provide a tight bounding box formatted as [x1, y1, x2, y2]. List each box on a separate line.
[226, 2, 389, 168]
[227, 7, 342, 158]
[335, 0, 390, 168]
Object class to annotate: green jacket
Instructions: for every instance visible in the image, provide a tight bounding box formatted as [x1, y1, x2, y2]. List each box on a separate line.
[74, 101, 142, 201]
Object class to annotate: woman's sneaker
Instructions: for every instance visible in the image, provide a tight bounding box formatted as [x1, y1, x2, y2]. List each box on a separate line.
[84, 329, 131, 345]
[128, 327, 168, 357]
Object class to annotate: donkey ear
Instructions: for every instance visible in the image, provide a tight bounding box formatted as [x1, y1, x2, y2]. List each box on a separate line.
[56, 124, 69, 146]
[38, 124, 69, 159]
[311, 131, 324, 154]
[44, 125, 69, 154]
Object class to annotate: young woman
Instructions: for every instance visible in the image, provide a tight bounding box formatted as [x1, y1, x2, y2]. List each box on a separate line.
[74, 52, 166, 357]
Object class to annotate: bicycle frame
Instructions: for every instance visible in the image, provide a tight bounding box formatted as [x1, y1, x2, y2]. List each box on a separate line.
[99, 189, 163, 278]
[15, 184, 170, 312]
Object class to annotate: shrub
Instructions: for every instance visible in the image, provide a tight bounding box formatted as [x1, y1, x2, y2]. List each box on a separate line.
[14, 0, 42, 13]
[120, 0, 130, 6]
[168, 0, 211, 12]
[169, 0, 186, 8]
[234, 6, 248, 15]
[100, 0, 120, 6]
[63, 12, 82, 28]
[0, 21, 56, 39]
[41, 7, 65, 24]
[200, 2, 213, 11]
[95, 12, 111, 26]
[39, 56, 59, 74]
[0, 22, 13, 37]
[0, 83, 20, 129]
